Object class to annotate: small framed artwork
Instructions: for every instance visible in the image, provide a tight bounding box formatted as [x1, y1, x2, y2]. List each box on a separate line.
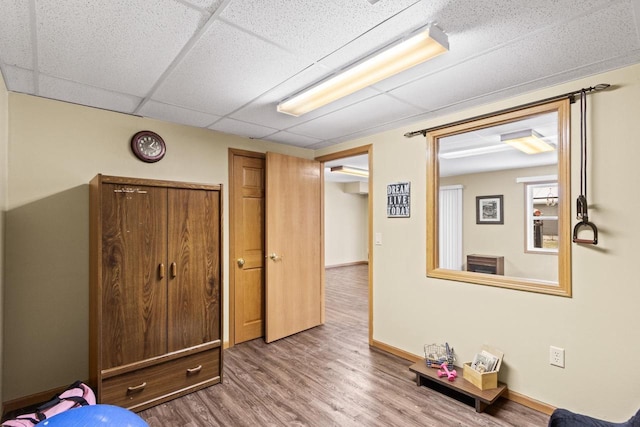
[476, 195, 504, 224]
[387, 182, 411, 218]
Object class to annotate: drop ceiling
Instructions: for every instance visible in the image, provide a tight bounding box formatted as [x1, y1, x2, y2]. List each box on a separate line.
[1, 0, 639, 150]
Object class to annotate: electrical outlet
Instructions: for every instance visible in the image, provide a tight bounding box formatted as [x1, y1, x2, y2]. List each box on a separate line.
[550, 346, 565, 368]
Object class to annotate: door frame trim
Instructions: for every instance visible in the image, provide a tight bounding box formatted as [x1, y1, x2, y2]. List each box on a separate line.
[228, 148, 266, 348]
[228, 146, 373, 347]
[315, 144, 373, 345]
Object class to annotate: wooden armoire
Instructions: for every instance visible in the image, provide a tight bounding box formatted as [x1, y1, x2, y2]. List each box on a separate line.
[89, 175, 223, 412]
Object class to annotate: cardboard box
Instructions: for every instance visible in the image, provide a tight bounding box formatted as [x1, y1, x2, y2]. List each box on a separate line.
[463, 345, 504, 390]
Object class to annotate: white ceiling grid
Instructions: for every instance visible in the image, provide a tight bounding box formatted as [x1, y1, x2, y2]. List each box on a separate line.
[0, 0, 639, 149]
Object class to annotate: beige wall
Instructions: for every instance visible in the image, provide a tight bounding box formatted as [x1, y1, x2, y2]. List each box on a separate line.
[0, 71, 9, 407]
[324, 181, 368, 266]
[317, 63, 640, 421]
[442, 165, 558, 281]
[4, 62, 640, 420]
[3, 93, 312, 400]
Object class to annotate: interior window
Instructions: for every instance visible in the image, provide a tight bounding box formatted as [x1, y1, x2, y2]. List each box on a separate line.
[426, 99, 571, 296]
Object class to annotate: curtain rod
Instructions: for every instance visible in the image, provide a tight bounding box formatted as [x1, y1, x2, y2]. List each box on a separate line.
[404, 84, 611, 138]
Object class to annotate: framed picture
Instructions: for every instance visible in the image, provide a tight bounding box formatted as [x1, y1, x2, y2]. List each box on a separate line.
[387, 182, 411, 218]
[476, 195, 504, 224]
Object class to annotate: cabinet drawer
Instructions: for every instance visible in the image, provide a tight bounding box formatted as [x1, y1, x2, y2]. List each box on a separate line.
[101, 348, 220, 410]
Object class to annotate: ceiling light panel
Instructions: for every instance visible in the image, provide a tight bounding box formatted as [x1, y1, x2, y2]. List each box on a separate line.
[278, 24, 448, 116]
[35, 0, 205, 97]
[501, 130, 555, 154]
[330, 166, 369, 177]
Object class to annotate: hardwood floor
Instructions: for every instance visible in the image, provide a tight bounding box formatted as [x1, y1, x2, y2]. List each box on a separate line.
[139, 264, 550, 426]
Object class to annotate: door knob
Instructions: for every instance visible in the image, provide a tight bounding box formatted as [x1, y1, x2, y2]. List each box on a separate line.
[237, 258, 245, 267]
[269, 253, 282, 261]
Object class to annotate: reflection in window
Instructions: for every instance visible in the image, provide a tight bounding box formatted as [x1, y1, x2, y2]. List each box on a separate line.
[426, 98, 571, 296]
[526, 182, 558, 253]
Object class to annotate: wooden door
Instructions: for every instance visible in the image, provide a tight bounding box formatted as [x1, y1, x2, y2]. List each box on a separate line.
[231, 154, 265, 343]
[265, 152, 322, 343]
[167, 188, 221, 352]
[100, 184, 167, 368]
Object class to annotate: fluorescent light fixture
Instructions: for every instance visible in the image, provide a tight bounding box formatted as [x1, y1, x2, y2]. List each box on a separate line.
[501, 129, 555, 154]
[277, 24, 449, 117]
[330, 165, 369, 177]
[440, 144, 512, 159]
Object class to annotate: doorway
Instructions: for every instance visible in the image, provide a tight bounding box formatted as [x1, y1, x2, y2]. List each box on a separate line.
[228, 146, 372, 347]
[315, 145, 373, 345]
[228, 149, 324, 346]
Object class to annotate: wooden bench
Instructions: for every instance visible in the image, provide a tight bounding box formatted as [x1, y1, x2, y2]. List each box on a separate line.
[409, 361, 507, 413]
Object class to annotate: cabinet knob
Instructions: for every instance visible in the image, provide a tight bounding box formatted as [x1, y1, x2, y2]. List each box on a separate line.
[237, 258, 245, 267]
[159, 263, 165, 278]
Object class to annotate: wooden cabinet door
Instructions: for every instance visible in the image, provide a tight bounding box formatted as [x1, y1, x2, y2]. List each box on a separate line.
[101, 184, 168, 368]
[167, 188, 221, 351]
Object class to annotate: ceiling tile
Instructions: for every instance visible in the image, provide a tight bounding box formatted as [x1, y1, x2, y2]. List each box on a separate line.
[208, 117, 278, 139]
[0, 0, 33, 68]
[35, 0, 205, 97]
[181, 0, 225, 13]
[39, 74, 142, 113]
[635, 0, 640, 44]
[352, 0, 614, 92]
[288, 94, 421, 140]
[152, 20, 311, 115]
[1, 0, 639, 151]
[390, 1, 640, 112]
[265, 131, 323, 148]
[219, 0, 419, 59]
[306, 140, 339, 150]
[1, 66, 35, 94]
[138, 100, 221, 128]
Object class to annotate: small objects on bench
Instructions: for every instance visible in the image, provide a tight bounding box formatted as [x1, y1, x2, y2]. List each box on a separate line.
[463, 345, 504, 390]
[424, 342, 456, 368]
[410, 361, 507, 413]
[437, 362, 458, 381]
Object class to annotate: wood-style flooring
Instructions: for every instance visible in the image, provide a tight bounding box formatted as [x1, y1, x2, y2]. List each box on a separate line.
[139, 264, 550, 426]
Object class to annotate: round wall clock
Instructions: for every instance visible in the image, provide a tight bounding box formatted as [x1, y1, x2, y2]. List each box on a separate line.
[130, 130, 166, 163]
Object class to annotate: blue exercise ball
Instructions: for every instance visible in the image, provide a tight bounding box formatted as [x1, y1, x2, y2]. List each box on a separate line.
[39, 404, 149, 427]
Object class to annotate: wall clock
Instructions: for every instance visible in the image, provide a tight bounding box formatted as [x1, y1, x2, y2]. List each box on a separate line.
[130, 130, 166, 163]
